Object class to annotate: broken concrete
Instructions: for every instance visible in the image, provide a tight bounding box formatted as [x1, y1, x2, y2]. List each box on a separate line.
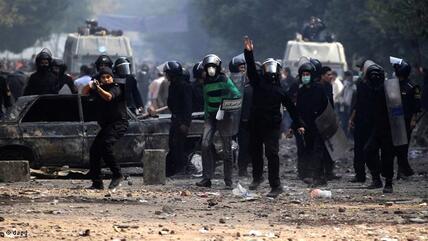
[143, 149, 166, 185]
[0, 160, 30, 182]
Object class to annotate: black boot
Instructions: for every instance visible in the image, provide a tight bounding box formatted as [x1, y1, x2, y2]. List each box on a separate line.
[249, 177, 264, 190]
[383, 179, 393, 193]
[196, 178, 212, 188]
[266, 186, 284, 198]
[109, 175, 124, 190]
[326, 172, 342, 181]
[366, 176, 383, 189]
[349, 176, 366, 183]
[86, 180, 104, 190]
[310, 178, 327, 188]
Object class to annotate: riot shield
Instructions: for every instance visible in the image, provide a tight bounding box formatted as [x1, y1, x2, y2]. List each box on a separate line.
[217, 98, 242, 137]
[229, 72, 246, 94]
[315, 103, 349, 161]
[384, 77, 408, 146]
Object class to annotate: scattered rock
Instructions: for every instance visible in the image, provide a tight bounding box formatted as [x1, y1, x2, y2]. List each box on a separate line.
[154, 211, 162, 215]
[338, 207, 346, 213]
[385, 202, 394, 207]
[409, 218, 427, 223]
[219, 218, 226, 224]
[393, 210, 404, 215]
[127, 180, 133, 186]
[207, 198, 218, 207]
[180, 190, 192, 196]
[291, 200, 302, 204]
[78, 229, 90, 237]
[0, 217, 4, 222]
[162, 205, 174, 214]
[104, 193, 112, 198]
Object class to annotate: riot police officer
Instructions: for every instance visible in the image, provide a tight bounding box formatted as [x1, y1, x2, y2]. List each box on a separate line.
[82, 67, 128, 190]
[51, 58, 77, 94]
[363, 61, 395, 193]
[348, 61, 377, 183]
[164, 61, 193, 177]
[295, 62, 329, 187]
[195, 54, 241, 189]
[393, 60, 421, 178]
[113, 57, 144, 115]
[244, 36, 304, 198]
[229, 54, 252, 177]
[24, 48, 57, 95]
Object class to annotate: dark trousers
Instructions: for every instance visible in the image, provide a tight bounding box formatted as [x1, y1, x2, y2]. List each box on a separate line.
[301, 132, 325, 180]
[394, 122, 413, 175]
[238, 121, 250, 172]
[323, 147, 334, 176]
[201, 116, 233, 183]
[166, 120, 188, 176]
[353, 124, 373, 179]
[365, 133, 394, 179]
[250, 122, 281, 188]
[295, 132, 307, 178]
[89, 121, 128, 182]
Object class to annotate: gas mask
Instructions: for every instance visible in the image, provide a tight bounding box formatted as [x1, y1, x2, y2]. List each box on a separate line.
[207, 66, 217, 77]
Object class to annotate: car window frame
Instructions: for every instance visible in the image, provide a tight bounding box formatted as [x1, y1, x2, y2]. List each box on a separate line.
[19, 94, 83, 124]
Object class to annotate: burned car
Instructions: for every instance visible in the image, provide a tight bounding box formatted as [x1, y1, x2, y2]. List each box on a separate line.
[0, 94, 204, 168]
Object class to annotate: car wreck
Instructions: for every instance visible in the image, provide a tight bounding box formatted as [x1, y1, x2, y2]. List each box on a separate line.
[0, 94, 204, 168]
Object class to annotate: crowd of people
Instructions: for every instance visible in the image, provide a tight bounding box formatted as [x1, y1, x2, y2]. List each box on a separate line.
[0, 36, 427, 197]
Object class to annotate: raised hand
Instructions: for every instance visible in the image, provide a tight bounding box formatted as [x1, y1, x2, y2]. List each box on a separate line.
[243, 35, 253, 51]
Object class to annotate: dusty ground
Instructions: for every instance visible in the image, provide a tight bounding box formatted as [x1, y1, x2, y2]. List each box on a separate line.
[0, 139, 427, 241]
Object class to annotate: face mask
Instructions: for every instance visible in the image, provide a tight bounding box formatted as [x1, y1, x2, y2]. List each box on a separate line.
[207, 67, 216, 77]
[302, 76, 311, 85]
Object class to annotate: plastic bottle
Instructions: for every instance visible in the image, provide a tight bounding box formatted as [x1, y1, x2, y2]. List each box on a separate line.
[310, 189, 332, 198]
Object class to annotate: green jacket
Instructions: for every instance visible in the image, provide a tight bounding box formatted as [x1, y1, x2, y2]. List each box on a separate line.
[203, 73, 241, 118]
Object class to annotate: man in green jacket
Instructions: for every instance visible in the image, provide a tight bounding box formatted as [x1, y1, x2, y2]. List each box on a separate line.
[196, 54, 241, 188]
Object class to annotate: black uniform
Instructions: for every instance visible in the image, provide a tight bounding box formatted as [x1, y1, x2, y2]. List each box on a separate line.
[125, 75, 144, 114]
[320, 81, 336, 178]
[395, 79, 421, 176]
[0, 74, 12, 118]
[244, 49, 303, 188]
[296, 82, 329, 183]
[237, 76, 253, 175]
[89, 82, 129, 183]
[288, 82, 307, 179]
[364, 88, 394, 181]
[24, 70, 58, 95]
[56, 73, 77, 94]
[165, 75, 193, 176]
[352, 79, 377, 181]
[7, 71, 27, 101]
[191, 81, 204, 112]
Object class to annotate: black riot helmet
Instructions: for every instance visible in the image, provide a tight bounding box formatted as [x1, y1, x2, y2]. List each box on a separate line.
[193, 62, 204, 79]
[113, 57, 131, 78]
[394, 60, 411, 79]
[95, 54, 113, 71]
[51, 58, 67, 74]
[298, 62, 316, 83]
[262, 58, 282, 84]
[35, 48, 53, 68]
[309, 58, 322, 79]
[229, 53, 246, 73]
[202, 54, 222, 77]
[366, 63, 385, 91]
[163, 61, 183, 81]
